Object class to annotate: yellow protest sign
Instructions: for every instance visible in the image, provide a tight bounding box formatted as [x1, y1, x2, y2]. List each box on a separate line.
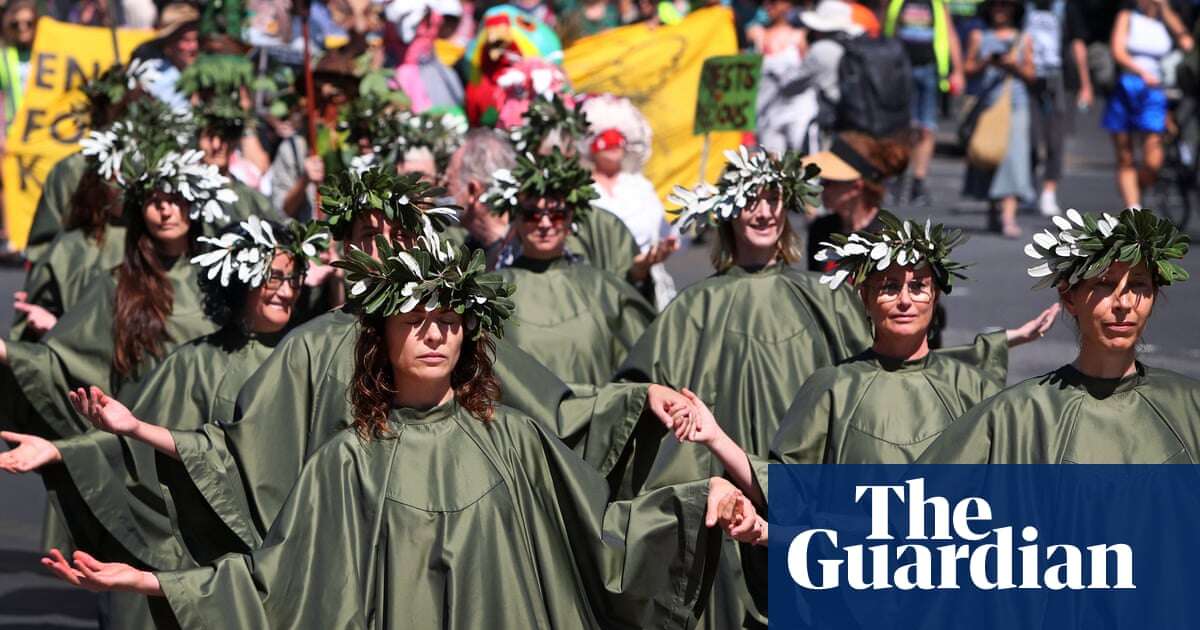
[2, 18, 153, 249]
[563, 7, 742, 214]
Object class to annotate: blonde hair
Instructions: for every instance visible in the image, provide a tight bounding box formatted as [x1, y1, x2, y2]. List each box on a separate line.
[711, 212, 803, 272]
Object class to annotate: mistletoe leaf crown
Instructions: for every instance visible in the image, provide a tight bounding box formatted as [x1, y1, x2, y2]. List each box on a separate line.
[668, 145, 823, 233]
[1025, 208, 1189, 289]
[482, 148, 598, 218]
[191, 217, 332, 289]
[319, 164, 460, 241]
[335, 233, 516, 339]
[814, 211, 970, 293]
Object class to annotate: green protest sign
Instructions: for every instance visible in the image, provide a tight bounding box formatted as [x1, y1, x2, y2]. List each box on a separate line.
[693, 53, 762, 135]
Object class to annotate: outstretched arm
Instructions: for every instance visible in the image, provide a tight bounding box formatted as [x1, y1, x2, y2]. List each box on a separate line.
[1005, 303, 1060, 347]
[42, 549, 162, 596]
[0, 431, 62, 472]
[67, 387, 180, 461]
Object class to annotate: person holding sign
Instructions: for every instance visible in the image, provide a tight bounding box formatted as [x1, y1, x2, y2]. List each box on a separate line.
[919, 208, 1200, 464]
[487, 149, 656, 386]
[0, 0, 39, 261]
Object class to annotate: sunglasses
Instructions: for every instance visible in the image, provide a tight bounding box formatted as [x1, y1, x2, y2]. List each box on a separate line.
[519, 207, 569, 225]
[6, 19, 32, 29]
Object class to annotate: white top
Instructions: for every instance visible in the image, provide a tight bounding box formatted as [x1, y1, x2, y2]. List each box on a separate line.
[1127, 10, 1173, 81]
[592, 172, 674, 252]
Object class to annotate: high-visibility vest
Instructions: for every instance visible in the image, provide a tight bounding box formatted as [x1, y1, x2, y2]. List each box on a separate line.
[884, 0, 952, 92]
[0, 46, 25, 125]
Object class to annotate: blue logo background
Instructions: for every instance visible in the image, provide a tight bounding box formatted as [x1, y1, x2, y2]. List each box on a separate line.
[768, 465, 1200, 629]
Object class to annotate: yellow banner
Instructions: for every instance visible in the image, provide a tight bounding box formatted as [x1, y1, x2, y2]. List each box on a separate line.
[2, 18, 153, 249]
[563, 7, 742, 213]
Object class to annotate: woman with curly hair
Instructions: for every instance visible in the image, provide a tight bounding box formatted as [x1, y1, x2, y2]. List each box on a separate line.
[0, 217, 327, 629]
[919, 208, 1199, 464]
[487, 149, 656, 385]
[39, 237, 760, 630]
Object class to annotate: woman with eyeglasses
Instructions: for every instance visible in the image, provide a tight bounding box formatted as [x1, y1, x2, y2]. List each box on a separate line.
[769, 215, 1039, 465]
[488, 149, 656, 386]
[919, 209, 1199, 464]
[36, 237, 756, 630]
[0, 218, 325, 629]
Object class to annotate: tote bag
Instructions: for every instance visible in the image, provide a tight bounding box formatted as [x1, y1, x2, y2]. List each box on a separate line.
[966, 78, 1012, 170]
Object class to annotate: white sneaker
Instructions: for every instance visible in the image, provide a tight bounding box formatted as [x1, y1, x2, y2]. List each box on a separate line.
[1038, 190, 1062, 217]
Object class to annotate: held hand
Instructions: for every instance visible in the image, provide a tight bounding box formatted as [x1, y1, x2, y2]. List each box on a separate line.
[41, 549, 162, 596]
[0, 431, 62, 473]
[68, 387, 139, 436]
[677, 388, 728, 447]
[706, 478, 764, 543]
[13, 294, 59, 335]
[647, 384, 696, 440]
[1006, 303, 1061, 347]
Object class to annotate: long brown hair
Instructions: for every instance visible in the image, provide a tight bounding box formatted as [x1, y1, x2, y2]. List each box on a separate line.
[838, 131, 912, 210]
[63, 169, 121, 243]
[351, 315, 501, 439]
[111, 192, 189, 377]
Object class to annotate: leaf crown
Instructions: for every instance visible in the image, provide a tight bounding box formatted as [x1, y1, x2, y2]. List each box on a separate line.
[335, 234, 516, 339]
[668, 146, 822, 233]
[814, 211, 970, 293]
[1025, 208, 1190, 288]
[508, 94, 589, 154]
[319, 165, 460, 241]
[191, 216, 331, 289]
[481, 148, 598, 218]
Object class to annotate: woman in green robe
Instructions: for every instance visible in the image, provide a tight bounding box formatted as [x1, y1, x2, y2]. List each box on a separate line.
[11, 98, 194, 341]
[918, 208, 1200, 464]
[83, 166, 692, 554]
[0, 139, 239, 442]
[487, 149, 656, 385]
[1, 218, 328, 629]
[616, 147, 1054, 630]
[770, 213, 1056, 465]
[40, 236, 761, 630]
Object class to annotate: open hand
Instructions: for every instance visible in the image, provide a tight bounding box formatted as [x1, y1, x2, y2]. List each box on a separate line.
[68, 387, 139, 436]
[0, 431, 61, 473]
[629, 237, 679, 282]
[41, 549, 162, 596]
[1006, 303, 1060, 347]
[13, 292, 57, 336]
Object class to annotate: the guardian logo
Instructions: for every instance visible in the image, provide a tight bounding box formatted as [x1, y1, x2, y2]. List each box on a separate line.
[787, 478, 1136, 591]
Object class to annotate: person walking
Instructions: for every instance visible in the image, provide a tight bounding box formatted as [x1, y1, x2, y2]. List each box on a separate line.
[1104, 0, 1194, 209]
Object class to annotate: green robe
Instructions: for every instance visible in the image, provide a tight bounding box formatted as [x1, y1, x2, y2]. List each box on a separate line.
[158, 402, 720, 630]
[24, 151, 87, 262]
[497, 256, 655, 386]
[10, 225, 126, 341]
[771, 351, 1002, 465]
[917, 363, 1200, 464]
[1, 256, 217, 440]
[569, 208, 639, 281]
[171, 309, 654, 548]
[614, 263, 1009, 630]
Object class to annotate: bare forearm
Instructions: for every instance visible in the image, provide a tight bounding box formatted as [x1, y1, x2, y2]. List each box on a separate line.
[128, 422, 179, 461]
[709, 435, 765, 507]
[1072, 40, 1092, 89]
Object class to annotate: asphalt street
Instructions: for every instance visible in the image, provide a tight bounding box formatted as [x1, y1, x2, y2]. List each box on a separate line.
[0, 110, 1197, 628]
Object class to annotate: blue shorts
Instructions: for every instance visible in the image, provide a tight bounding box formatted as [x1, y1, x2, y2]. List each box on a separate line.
[1102, 73, 1167, 134]
[910, 63, 941, 131]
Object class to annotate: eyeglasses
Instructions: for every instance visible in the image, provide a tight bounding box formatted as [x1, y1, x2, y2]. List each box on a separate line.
[6, 19, 32, 30]
[519, 207, 569, 225]
[869, 278, 935, 303]
[263, 271, 303, 290]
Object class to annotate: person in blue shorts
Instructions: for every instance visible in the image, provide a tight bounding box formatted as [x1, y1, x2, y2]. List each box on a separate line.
[1104, 0, 1194, 208]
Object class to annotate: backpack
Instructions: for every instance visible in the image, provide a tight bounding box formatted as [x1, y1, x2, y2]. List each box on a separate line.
[835, 36, 914, 137]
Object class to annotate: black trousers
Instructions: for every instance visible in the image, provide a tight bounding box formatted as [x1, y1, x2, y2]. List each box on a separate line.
[1030, 73, 1067, 184]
